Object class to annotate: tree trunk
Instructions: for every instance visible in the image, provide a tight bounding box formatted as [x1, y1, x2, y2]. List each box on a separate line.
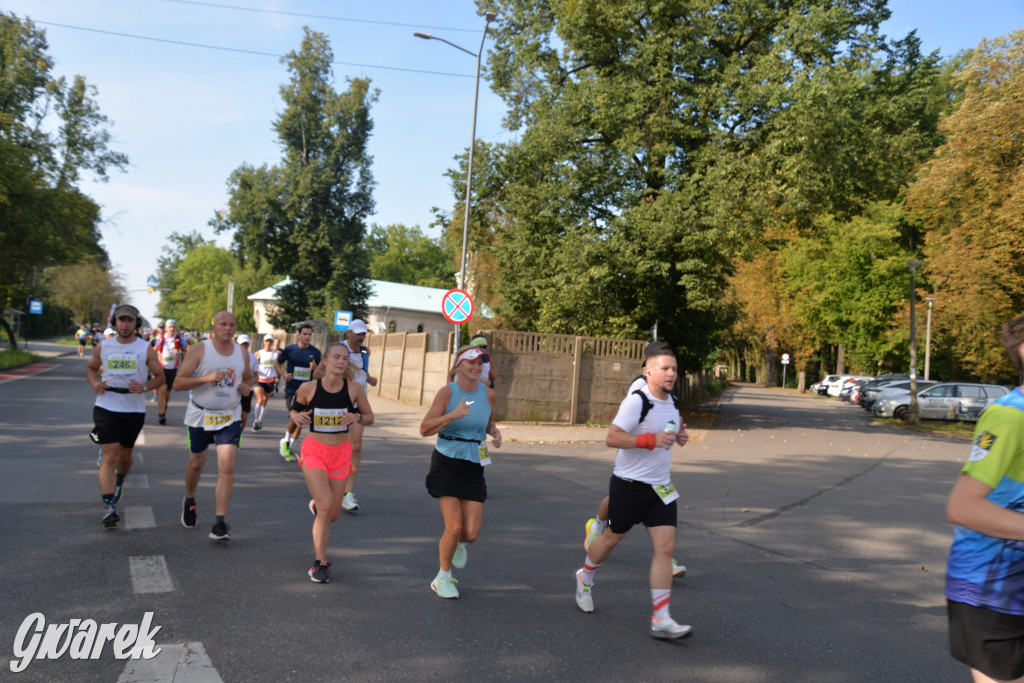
[0, 316, 18, 349]
[836, 344, 847, 375]
[797, 369, 806, 393]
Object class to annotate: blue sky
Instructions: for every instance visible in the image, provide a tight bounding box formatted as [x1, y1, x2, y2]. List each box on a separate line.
[6, 0, 1023, 323]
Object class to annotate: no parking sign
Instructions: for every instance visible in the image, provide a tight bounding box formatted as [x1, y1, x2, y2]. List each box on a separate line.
[441, 289, 474, 324]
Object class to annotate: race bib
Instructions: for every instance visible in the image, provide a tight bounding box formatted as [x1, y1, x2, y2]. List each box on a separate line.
[162, 350, 177, 363]
[260, 357, 275, 367]
[479, 445, 492, 466]
[293, 366, 312, 382]
[203, 410, 234, 431]
[652, 482, 679, 505]
[313, 407, 347, 433]
[105, 353, 137, 379]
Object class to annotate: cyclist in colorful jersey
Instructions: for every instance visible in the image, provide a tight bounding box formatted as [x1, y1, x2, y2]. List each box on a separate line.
[154, 319, 186, 425]
[251, 334, 279, 433]
[573, 345, 693, 640]
[339, 319, 377, 513]
[419, 345, 502, 599]
[275, 323, 321, 461]
[946, 315, 1024, 682]
[174, 311, 253, 541]
[289, 342, 374, 583]
[86, 304, 165, 529]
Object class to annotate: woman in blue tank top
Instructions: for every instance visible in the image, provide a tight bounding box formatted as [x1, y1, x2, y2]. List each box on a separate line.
[420, 345, 502, 599]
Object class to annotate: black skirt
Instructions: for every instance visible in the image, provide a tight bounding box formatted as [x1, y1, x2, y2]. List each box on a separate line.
[425, 448, 487, 503]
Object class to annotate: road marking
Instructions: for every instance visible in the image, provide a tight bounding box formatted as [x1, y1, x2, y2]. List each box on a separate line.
[129, 555, 174, 594]
[117, 641, 224, 683]
[123, 506, 156, 530]
[0, 362, 56, 385]
[137, 430, 146, 446]
[134, 474, 150, 488]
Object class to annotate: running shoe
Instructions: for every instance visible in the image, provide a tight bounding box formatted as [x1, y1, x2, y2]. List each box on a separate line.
[575, 569, 594, 613]
[181, 497, 197, 529]
[308, 560, 331, 583]
[279, 438, 292, 459]
[102, 508, 119, 529]
[452, 542, 468, 569]
[585, 518, 603, 551]
[430, 573, 459, 599]
[342, 492, 359, 513]
[650, 616, 693, 640]
[112, 479, 125, 505]
[158, 414, 166, 425]
[672, 560, 687, 578]
[309, 499, 317, 516]
[253, 421, 261, 433]
[209, 521, 231, 541]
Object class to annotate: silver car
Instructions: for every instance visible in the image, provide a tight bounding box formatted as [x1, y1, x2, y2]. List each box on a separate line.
[871, 381, 939, 419]
[874, 382, 1007, 422]
[956, 385, 1011, 422]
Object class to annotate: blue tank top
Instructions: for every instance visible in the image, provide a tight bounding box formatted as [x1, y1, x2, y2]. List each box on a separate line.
[436, 381, 490, 463]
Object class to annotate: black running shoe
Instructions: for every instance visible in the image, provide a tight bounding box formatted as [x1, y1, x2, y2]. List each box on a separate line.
[103, 509, 120, 529]
[181, 497, 197, 528]
[209, 521, 231, 541]
[158, 414, 166, 425]
[308, 560, 331, 583]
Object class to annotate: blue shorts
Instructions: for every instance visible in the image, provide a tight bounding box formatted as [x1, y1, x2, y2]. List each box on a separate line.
[187, 421, 243, 454]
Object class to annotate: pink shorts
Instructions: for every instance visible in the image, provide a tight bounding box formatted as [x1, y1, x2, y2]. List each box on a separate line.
[299, 437, 352, 480]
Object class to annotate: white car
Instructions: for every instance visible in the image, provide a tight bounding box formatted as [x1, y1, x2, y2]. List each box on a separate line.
[827, 375, 872, 398]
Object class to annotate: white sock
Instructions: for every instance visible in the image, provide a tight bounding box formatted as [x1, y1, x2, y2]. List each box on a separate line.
[438, 568, 452, 579]
[593, 518, 608, 534]
[652, 589, 671, 620]
[581, 557, 602, 584]
[254, 405, 264, 422]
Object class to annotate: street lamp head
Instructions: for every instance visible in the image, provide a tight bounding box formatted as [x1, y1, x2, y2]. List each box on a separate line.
[485, 11, 497, 22]
[906, 259, 924, 268]
[414, 31, 432, 40]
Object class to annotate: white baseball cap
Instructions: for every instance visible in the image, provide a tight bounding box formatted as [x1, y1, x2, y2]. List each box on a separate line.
[237, 334, 251, 344]
[349, 319, 368, 334]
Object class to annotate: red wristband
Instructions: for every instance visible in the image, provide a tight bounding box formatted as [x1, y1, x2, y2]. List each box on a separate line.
[636, 433, 657, 450]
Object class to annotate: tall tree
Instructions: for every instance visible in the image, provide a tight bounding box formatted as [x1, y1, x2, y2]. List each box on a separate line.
[366, 224, 453, 289]
[218, 27, 377, 328]
[153, 230, 210, 321]
[0, 13, 126, 347]
[905, 30, 1024, 382]
[43, 257, 126, 326]
[475, 0, 939, 370]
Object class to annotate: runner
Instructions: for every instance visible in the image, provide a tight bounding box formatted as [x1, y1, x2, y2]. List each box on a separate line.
[573, 344, 693, 640]
[174, 311, 253, 541]
[339, 319, 377, 513]
[275, 324, 322, 462]
[237, 334, 259, 430]
[75, 323, 90, 357]
[252, 334, 279, 433]
[85, 304, 164, 528]
[419, 345, 502, 599]
[154, 319, 186, 425]
[289, 342, 374, 583]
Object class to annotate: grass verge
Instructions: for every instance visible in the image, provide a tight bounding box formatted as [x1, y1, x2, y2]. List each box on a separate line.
[0, 348, 45, 370]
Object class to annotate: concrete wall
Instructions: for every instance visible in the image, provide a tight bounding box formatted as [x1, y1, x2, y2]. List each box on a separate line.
[364, 329, 716, 425]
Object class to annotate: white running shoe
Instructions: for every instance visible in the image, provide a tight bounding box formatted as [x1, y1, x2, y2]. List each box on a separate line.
[650, 616, 693, 640]
[584, 518, 603, 551]
[342, 491, 359, 513]
[575, 569, 594, 613]
[431, 573, 459, 599]
[672, 559, 687, 578]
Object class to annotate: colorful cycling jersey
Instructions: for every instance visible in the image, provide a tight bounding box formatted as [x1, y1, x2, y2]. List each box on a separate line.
[256, 349, 279, 382]
[946, 388, 1024, 615]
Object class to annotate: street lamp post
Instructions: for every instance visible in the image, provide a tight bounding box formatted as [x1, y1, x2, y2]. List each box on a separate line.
[924, 296, 935, 381]
[415, 11, 497, 354]
[906, 259, 924, 424]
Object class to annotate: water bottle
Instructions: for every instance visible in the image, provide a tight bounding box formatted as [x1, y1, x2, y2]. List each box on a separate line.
[664, 420, 677, 434]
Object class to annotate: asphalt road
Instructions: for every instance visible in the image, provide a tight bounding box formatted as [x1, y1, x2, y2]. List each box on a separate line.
[0, 351, 969, 682]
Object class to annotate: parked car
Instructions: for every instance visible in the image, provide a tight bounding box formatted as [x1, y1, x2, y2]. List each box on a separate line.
[871, 381, 939, 419]
[840, 378, 874, 403]
[828, 375, 872, 398]
[874, 382, 1005, 421]
[816, 375, 845, 396]
[956, 385, 1012, 422]
[861, 378, 923, 411]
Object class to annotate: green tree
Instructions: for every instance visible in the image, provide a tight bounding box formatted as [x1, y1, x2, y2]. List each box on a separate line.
[906, 31, 1024, 382]
[218, 27, 377, 328]
[43, 257, 126, 325]
[366, 223, 453, 289]
[153, 230, 210, 321]
[475, 0, 939, 370]
[0, 13, 126, 347]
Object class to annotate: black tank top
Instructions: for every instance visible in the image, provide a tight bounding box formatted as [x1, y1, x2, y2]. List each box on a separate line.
[309, 379, 359, 433]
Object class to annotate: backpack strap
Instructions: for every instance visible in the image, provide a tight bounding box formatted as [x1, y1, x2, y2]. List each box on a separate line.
[632, 388, 679, 425]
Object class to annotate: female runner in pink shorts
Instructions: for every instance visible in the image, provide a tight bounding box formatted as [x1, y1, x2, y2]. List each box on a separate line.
[289, 342, 374, 583]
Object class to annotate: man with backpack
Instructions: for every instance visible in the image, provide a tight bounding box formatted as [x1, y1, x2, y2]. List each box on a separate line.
[574, 343, 694, 640]
[154, 319, 186, 425]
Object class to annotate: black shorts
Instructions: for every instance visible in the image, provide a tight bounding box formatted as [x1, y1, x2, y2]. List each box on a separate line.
[186, 421, 243, 454]
[256, 380, 277, 395]
[607, 474, 677, 534]
[949, 599, 1024, 680]
[425, 449, 487, 503]
[93, 406, 146, 449]
[162, 368, 177, 388]
[240, 393, 252, 412]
